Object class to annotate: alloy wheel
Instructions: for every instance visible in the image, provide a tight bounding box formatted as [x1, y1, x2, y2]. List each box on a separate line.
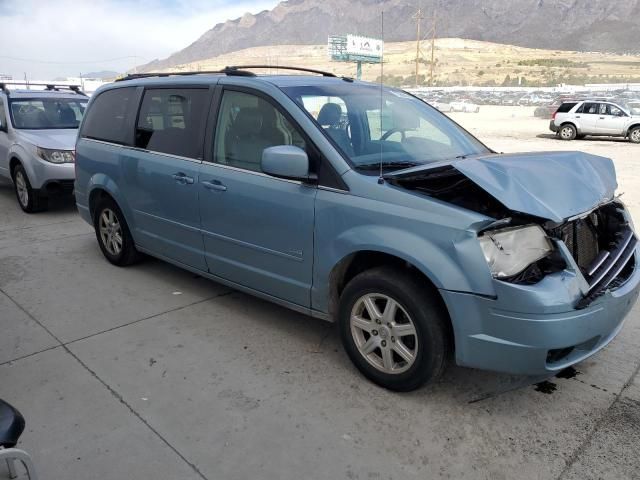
[631, 129, 640, 143]
[350, 293, 419, 374]
[99, 208, 123, 256]
[560, 126, 574, 140]
[15, 171, 29, 207]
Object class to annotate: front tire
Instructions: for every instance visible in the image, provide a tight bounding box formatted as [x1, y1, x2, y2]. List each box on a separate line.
[559, 124, 577, 141]
[630, 127, 640, 144]
[338, 266, 451, 391]
[94, 197, 141, 266]
[12, 164, 47, 213]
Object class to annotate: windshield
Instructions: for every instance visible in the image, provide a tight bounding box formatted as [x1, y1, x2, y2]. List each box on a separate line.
[9, 97, 88, 130]
[280, 83, 490, 170]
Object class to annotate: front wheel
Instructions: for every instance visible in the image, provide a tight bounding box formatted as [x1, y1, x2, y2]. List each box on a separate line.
[630, 127, 640, 144]
[12, 164, 47, 213]
[94, 197, 141, 266]
[338, 267, 451, 391]
[559, 124, 577, 141]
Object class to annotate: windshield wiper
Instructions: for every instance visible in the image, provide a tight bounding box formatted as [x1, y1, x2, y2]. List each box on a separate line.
[355, 161, 419, 171]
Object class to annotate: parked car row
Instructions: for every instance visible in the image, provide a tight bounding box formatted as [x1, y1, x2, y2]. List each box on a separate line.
[1, 69, 638, 392]
[412, 89, 640, 121]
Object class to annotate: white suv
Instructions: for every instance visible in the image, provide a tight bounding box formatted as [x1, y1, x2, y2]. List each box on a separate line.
[550, 100, 640, 143]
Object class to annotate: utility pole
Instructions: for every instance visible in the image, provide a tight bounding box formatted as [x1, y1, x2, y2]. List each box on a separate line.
[412, 8, 424, 88]
[429, 10, 436, 87]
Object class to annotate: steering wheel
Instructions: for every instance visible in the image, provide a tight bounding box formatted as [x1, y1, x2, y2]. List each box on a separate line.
[380, 128, 406, 141]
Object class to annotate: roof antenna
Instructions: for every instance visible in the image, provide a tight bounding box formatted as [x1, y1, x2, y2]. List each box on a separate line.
[378, 10, 385, 185]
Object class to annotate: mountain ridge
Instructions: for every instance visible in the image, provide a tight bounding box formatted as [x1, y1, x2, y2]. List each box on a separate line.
[138, 0, 640, 72]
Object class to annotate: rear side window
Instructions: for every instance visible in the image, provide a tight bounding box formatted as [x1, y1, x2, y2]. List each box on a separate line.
[556, 102, 577, 113]
[578, 103, 599, 114]
[81, 87, 135, 144]
[135, 88, 208, 159]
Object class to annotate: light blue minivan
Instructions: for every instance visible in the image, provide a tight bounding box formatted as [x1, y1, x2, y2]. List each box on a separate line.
[75, 66, 639, 391]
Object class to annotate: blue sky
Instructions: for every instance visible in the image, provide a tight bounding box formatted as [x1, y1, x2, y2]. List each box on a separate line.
[0, 0, 279, 79]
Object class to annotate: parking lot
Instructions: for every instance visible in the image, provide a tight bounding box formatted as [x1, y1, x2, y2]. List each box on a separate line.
[1, 106, 639, 480]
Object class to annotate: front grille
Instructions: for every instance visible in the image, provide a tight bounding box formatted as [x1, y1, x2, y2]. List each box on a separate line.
[554, 204, 637, 308]
[559, 218, 600, 270]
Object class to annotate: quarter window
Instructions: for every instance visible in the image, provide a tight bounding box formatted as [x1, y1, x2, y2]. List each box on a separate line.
[81, 87, 135, 144]
[136, 88, 208, 159]
[213, 90, 306, 172]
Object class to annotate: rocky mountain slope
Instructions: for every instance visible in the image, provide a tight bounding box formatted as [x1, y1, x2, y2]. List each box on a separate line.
[139, 0, 640, 71]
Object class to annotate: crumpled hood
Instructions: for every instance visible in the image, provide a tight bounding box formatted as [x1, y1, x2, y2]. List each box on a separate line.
[15, 129, 77, 150]
[387, 151, 617, 222]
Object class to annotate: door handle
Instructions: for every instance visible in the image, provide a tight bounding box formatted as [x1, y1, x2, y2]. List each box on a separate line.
[172, 172, 194, 184]
[202, 179, 227, 192]
[575, 115, 580, 118]
[599, 117, 605, 120]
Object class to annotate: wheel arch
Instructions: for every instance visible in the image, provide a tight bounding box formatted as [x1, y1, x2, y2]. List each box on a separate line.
[86, 174, 132, 226]
[8, 154, 35, 183]
[327, 249, 445, 321]
[625, 123, 640, 136]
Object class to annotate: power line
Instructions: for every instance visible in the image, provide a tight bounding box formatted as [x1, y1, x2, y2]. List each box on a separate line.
[412, 7, 424, 88]
[0, 55, 142, 65]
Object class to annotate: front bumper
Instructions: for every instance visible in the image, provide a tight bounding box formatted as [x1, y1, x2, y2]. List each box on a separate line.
[28, 157, 74, 190]
[441, 247, 640, 375]
[549, 120, 559, 133]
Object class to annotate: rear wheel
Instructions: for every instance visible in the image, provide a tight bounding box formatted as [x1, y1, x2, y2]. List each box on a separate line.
[93, 197, 141, 266]
[630, 127, 640, 144]
[559, 124, 577, 141]
[338, 266, 451, 391]
[12, 164, 47, 213]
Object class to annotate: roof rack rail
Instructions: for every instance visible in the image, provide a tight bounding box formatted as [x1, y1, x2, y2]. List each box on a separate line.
[115, 65, 337, 82]
[115, 68, 254, 82]
[224, 65, 337, 77]
[0, 81, 87, 96]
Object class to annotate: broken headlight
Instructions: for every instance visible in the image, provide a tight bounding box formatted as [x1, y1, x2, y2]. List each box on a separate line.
[478, 225, 553, 279]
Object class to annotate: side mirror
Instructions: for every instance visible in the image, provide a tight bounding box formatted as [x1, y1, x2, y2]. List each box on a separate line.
[261, 145, 314, 182]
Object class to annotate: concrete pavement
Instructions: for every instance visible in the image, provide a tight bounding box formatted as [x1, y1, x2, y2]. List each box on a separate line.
[0, 176, 639, 479]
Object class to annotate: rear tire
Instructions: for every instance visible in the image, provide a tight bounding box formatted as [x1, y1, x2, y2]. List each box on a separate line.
[630, 127, 640, 144]
[338, 266, 451, 391]
[12, 164, 48, 213]
[93, 197, 141, 266]
[559, 124, 577, 141]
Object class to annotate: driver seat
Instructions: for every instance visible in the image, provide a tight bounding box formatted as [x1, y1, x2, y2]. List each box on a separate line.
[317, 103, 354, 156]
[0, 399, 37, 479]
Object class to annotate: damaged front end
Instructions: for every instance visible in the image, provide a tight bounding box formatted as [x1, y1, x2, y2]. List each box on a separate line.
[386, 156, 637, 310]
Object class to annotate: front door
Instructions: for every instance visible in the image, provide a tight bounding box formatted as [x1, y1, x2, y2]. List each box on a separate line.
[199, 88, 316, 307]
[596, 103, 628, 135]
[120, 87, 210, 270]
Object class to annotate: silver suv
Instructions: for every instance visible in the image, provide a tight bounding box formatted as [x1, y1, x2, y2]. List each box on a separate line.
[550, 99, 640, 143]
[0, 83, 88, 212]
